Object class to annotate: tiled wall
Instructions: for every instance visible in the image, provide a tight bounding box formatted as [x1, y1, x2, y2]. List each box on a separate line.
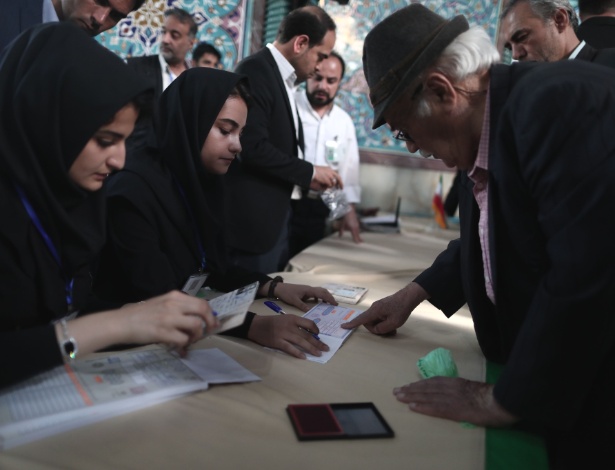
[97, 0, 246, 71]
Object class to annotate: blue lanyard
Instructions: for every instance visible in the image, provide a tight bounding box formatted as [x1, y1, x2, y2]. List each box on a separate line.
[172, 176, 207, 272]
[14, 184, 75, 312]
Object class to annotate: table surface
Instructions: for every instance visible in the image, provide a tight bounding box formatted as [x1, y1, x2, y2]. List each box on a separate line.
[0, 218, 495, 470]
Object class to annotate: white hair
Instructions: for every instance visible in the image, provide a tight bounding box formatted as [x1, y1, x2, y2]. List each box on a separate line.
[413, 26, 500, 117]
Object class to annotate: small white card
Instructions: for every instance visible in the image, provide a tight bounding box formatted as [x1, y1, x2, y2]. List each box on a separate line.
[321, 283, 368, 305]
[205, 282, 259, 334]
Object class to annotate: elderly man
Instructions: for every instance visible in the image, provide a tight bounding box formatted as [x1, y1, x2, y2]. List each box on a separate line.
[500, 0, 615, 65]
[0, 0, 145, 51]
[343, 4, 615, 468]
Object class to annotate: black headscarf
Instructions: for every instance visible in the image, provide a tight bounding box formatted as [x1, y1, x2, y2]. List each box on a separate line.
[124, 68, 246, 275]
[0, 22, 152, 323]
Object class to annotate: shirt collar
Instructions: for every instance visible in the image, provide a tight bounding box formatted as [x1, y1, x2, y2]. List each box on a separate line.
[267, 43, 298, 90]
[568, 40, 586, 60]
[42, 0, 59, 23]
[469, 87, 491, 178]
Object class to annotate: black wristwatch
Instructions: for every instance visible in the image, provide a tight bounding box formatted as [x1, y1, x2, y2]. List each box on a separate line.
[267, 276, 284, 299]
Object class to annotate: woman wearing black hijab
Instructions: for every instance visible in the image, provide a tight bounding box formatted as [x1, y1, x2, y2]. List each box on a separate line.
[95, 68, 335, 359]
[0, 23, 218, 389]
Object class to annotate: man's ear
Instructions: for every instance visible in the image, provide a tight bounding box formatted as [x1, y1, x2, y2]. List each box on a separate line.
[553, 8, 570, 32]
[292, 35, 310, 54]
[424, 72, 456, 105]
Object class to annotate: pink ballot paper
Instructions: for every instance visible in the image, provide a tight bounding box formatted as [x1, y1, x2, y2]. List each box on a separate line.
[302, 304, 362, 364]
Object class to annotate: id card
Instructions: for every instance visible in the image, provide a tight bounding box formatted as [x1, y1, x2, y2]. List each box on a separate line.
[181, 273, 208, 297]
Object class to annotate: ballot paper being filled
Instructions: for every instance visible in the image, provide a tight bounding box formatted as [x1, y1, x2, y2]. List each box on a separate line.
[302, 304, 362, 364]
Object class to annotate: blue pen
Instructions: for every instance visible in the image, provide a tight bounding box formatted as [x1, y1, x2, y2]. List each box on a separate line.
[264, 301, 321, 340]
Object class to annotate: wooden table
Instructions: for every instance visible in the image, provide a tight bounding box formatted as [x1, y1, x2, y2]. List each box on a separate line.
[1, 218, 545, 469]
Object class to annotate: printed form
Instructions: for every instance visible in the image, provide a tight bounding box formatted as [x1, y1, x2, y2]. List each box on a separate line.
[302, 304, 362, 364]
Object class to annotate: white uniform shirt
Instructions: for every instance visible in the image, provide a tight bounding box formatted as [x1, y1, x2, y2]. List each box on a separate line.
[295, 91, 361, 203]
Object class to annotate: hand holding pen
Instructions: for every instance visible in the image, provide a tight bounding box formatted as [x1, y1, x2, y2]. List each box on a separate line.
[264, 301, 321, 340]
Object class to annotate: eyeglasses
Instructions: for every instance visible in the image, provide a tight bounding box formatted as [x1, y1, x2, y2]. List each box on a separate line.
[393, 130, 414, 143]
[392, 82, 423, 144]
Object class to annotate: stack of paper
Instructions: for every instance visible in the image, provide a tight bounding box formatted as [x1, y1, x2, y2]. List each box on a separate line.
[0, 348, 259, 450]
[322, 283, 368, 305]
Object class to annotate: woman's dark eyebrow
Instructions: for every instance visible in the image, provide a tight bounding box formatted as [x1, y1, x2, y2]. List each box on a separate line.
[96, 129, 124, 139]
[218, 118, 240, 129]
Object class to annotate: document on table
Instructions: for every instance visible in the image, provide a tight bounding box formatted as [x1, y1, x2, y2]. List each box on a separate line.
[303, 304, 362, 364]
[321, 283, 368, 305]
[0, 348, 260, 450]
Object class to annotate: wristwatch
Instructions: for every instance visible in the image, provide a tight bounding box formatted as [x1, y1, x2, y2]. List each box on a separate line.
[58, 318, 78, 362]
[267, 276, 284, 299]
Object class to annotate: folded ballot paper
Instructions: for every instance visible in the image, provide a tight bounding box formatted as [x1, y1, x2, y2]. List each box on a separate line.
[321, 283, 368, 305]
[0, 348, 260, 450]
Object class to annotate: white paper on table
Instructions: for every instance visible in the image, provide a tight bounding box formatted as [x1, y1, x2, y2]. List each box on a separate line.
[181, 348, 261, 384]
[0, 348, 259, 450]
[302, 304, 362, 364]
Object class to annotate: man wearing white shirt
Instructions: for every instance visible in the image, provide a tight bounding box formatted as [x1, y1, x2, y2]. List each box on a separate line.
[290, 51, 362, 257]
[226, 6, 339, 274]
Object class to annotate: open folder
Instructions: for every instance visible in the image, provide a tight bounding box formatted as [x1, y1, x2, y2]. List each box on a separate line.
[0, 282, 261, 450]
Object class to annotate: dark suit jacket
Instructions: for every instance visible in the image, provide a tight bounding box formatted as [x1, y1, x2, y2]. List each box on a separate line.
[226, 48, 313, 254]
[414, 61, 615, 434]
[0, 0, 43, 53]
[126, 55, 163, 97]
[577, 16, 615, 49]
[575, 42, 615, 68]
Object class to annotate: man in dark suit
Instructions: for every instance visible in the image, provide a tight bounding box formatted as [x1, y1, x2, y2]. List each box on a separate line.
[125, 8, 196, 151]
[126, 8, 196, 98]
[343, 5, 615, 468]
[499, 0, 615, 66]
[0, 0, 145, 52]
[578, 0, 615, 48]
[226, 6, 340, 273]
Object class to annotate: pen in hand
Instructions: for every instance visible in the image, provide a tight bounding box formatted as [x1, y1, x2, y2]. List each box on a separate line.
[264, 301, 321, 340]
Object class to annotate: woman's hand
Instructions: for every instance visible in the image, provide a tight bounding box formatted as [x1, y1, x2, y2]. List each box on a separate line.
[247, 314, 329, 359]
[122, 291, 219, 355]
[273, 282, 337, 311]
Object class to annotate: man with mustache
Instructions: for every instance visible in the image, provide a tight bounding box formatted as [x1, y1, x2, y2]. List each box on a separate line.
[125, 7, 197, 150]
[127, 8, 196, 99]
[290, 50, 363, 258]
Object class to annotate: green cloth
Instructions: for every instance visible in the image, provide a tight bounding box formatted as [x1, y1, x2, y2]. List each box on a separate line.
[417, 347, 458, 379]
[416, 350, 549, 469]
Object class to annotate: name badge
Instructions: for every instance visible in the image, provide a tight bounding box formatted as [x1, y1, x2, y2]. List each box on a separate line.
[181, 273, 209, 297]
